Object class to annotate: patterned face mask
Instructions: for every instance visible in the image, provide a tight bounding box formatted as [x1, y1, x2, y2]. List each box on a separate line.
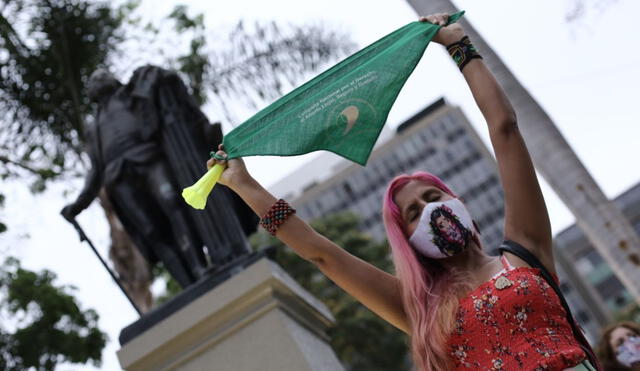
[409, 198, 475, 259]
[616, 336, 640, 367]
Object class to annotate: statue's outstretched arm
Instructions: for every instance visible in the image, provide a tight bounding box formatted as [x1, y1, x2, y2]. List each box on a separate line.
[61, 141, 103, 221]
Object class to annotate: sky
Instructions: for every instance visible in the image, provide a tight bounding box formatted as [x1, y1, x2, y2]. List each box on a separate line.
[1, 0, 639, 370]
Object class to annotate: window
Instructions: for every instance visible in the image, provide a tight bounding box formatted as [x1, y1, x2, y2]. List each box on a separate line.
[595, 275, 626, 298]
[343, 182, 354, 198]
[614, 295, 628, 308]
[396, 147, 409, 167]
[576, 310, 590, 324]
[446, 128, 465, 142]
[486, 193, 497, 207]
[629, 253, 640, 266]
[404, 141, 419, 159]
[464, 138, 475, 149]
[582, 249, 604, 266]
[425, 147, 436, 158]
[575, 257, 594, 276]
[444, 149, 454, 162]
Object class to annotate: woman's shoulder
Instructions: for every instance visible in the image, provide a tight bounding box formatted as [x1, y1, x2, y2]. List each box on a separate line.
[499, 239, 557, 277]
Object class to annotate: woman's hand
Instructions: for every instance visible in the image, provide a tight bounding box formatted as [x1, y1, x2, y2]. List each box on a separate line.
[206, 144, 252, 190]
[419, 13, 464, 46]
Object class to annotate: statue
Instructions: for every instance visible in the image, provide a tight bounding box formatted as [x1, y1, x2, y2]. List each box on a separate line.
[61, 66, 258, 288]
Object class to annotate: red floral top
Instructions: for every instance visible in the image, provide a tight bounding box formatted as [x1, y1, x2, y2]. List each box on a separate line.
[448, 256, 586, 370]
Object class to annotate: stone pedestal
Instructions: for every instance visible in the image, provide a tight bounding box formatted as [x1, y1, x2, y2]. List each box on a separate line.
[117, 258, 345, 371]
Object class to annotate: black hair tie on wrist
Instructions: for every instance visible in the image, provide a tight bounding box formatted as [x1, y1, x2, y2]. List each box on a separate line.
[446, 36, 482, 71]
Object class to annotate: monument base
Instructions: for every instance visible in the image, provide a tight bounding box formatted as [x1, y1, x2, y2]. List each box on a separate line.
[117, 257, 345, 371]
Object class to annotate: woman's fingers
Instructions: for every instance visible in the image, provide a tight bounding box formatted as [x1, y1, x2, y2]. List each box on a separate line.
[207, 150, 228, 169]
[215, 150, 228, 166]
[434, 13, 448, 26]
[419, 13, 449, 26]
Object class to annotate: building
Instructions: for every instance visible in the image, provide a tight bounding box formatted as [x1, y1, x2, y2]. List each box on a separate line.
[555, 182, 640, 341]
[276, 98, 507, 251]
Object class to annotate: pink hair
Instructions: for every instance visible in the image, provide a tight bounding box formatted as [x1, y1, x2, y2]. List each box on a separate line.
[382, 171, 474, 371]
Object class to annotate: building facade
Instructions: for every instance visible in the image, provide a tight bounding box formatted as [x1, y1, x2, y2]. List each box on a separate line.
[554, 182, 640, 341]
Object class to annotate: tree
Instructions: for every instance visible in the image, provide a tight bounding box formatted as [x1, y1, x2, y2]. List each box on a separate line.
[0, 0, 131, 182]
[614, 303, 640, 324]
[0, 257, 107, 371]
[0, 0, 355, 310]
[565, 0, 620, 23]
[249, 212, 411, 371]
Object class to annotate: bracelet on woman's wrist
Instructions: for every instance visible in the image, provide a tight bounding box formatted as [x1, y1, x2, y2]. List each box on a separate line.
[446, 36, 482, 71]
[260, 199, 296, 236]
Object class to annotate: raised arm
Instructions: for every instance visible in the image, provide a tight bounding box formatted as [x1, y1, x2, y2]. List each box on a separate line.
[423, 14, 554, 272]
[207, 151, 409, 333]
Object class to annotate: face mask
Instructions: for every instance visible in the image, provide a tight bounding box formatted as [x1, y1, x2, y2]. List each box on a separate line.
[409, 198, 475, 259]
[616, 336, 640, 367]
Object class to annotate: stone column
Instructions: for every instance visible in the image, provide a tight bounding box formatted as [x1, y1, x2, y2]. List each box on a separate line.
[117, 258, 345, 371]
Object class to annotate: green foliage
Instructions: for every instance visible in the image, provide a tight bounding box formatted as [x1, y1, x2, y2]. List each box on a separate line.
[565, 0, 619, 23]
[614, 303, 640, 324]
[167, 5, 208, 106]
[0, 0, 137, 183]
[151, 264, 182, 307]
[0, 257, 107, 370]
[250, 212, 411, 371]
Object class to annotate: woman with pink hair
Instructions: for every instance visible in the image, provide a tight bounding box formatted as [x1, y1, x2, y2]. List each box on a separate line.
[208, 13, 599, 371]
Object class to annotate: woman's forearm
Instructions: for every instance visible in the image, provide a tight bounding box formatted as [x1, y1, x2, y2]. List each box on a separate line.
[461, 58, 517, 131]
[231, 174, 409, 331]
[232, 176, 334, 264]
[458, 48, 553, 252]
[231, 176, 277, 220]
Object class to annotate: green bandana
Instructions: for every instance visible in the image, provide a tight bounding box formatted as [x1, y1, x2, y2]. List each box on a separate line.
[222, 11, 464, 164]
[184, 11, 465, 209]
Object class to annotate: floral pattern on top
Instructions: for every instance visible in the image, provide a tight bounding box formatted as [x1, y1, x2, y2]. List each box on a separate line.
[448, 264, 586, 370]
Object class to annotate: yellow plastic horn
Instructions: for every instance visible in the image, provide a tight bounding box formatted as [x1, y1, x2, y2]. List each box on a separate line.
[182, 164, 224, 209]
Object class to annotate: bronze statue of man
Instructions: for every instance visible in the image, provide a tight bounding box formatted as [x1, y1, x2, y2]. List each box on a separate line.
[62, 66, 257, 288]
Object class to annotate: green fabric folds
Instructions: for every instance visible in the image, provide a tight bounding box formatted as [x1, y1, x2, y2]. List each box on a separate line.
[221, 11, 465, 165]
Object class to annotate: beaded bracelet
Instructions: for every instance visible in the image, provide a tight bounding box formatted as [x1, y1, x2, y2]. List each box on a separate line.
[260, 199, 296, 236]
[446, 36, 482, 71]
